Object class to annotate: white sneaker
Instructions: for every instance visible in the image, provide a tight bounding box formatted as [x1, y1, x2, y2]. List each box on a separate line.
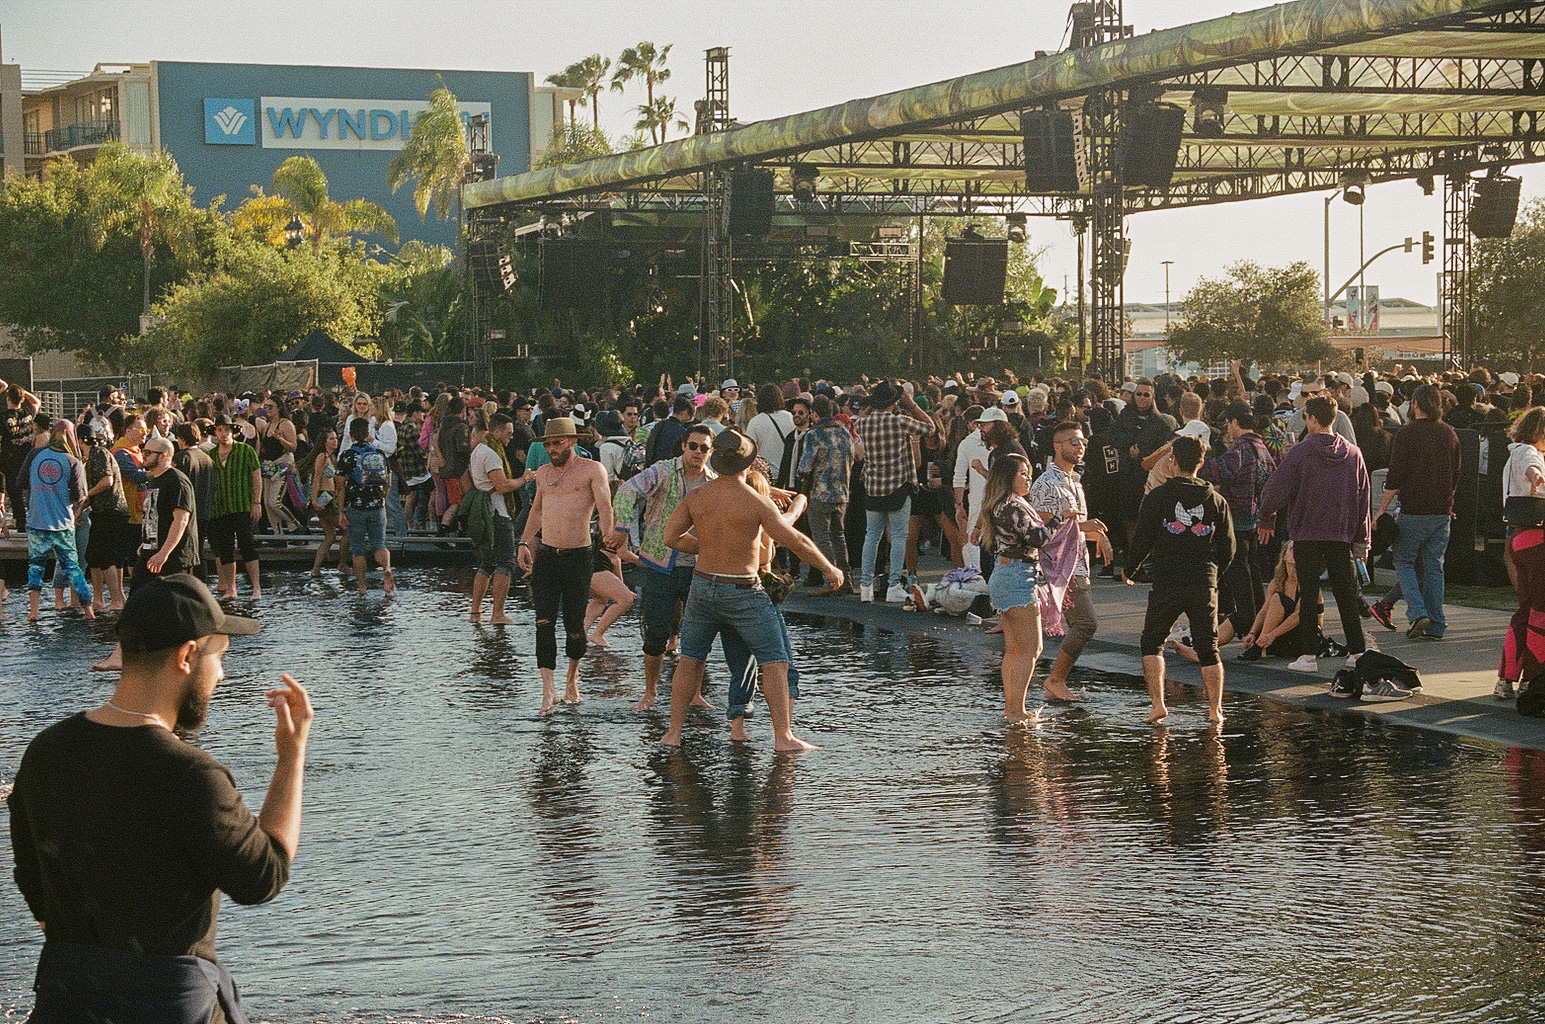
[860, 584, 874, 603]
[1287, 655, 1319, 673]
[886, 584, 908, 604]
[1495, 678, 1516, 701]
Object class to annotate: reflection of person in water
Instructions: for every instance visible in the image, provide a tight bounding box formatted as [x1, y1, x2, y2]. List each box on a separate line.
[1146, 725, 1230, 846]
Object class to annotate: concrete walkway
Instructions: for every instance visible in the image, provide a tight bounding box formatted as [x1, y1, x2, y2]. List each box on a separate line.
[783, 558, 1545, 751]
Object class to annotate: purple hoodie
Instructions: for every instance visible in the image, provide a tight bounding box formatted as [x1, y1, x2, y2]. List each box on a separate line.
[1258, 430, 1370, 545]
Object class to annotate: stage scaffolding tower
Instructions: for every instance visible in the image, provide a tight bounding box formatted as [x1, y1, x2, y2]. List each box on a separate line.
[1442, 172, 1471, 367]
[697, 47, 734, 378]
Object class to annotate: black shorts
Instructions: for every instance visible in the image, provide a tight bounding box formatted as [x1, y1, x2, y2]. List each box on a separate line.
[1140, 584, 1220, 666]
[910, 485, 946, 518]
[114, 517, 142, 570]
[209, 512, 257, 564]
[86, 509, 127, 570]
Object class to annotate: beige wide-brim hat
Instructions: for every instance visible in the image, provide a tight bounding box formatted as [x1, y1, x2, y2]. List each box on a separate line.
[539, 416, 579, 440]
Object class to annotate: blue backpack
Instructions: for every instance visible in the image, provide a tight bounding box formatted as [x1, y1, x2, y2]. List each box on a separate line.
[351, 445, 390, 490]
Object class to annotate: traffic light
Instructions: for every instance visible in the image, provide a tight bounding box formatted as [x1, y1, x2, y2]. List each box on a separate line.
[1421, 230, 1436, 265]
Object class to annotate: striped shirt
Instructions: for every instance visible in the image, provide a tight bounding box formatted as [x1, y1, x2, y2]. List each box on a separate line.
[211, 441, 260, 518]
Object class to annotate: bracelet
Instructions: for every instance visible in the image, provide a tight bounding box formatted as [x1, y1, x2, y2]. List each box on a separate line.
[517, 541, 530, 548]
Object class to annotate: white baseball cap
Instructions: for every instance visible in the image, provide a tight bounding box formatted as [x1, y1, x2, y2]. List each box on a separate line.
[999, 391, 1020, 407]
[1176, 419, 1210, 440]
[1374, 380, 1395, 395]
[976, 407, 1009, 423]
[1500, 372, 1521, 387]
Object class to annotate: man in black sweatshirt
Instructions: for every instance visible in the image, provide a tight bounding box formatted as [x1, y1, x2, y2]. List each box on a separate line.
[1122, 435, 1237, 725]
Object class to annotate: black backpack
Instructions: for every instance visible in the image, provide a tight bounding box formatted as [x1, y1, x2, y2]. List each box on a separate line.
[1355, 650, 1423, 694]
[1519, 674, 1545, 718]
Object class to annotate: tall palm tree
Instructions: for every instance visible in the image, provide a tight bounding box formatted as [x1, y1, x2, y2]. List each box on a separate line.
[387, 85, 471, 222]
[234, 155, 398, 252]
[573, 54, 612, 132]
[611, 42, 673, 144]
[544, 67, 581, 127]
[83, 144, 198, 315]
[634, 96, 688, 145]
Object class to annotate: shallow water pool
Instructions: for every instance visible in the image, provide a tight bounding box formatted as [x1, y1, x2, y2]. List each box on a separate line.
[3, 567, 1544, 1022]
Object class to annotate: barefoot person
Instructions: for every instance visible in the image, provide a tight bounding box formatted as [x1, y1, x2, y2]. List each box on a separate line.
[608, 422, 716, 709]
[977, 454, 1055, 723]
[659, 429, 842, 752]
[468, 413, 521, 624]
[336, 417, 396, 596]
[583, 542, 636, 646]
[1122, 435, 1236, 725]
[518, 417, 615, 714]
[9, 574, 310, 1023]
[1029, 420, 1112, 701]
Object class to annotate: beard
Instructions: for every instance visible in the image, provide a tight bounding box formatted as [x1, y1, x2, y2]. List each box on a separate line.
[550, 448, 572, 467]
[174, 677, 212, 738]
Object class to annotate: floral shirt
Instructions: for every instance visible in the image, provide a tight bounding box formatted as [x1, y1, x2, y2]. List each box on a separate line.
[990, 494, 1056, 562]
[612, 456, 715, 572]
[796, 419, 856, 503]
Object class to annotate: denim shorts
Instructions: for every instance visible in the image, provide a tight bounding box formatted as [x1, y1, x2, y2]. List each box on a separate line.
[346, 506, 386, 554]
[678, 577, 789, 665]
[988, 559, 1040, 612]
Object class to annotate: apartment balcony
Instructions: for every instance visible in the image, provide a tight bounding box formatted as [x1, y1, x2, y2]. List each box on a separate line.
[41, 119, 119, 154]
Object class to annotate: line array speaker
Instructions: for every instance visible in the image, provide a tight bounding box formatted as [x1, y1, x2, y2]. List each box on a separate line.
[1022, 109, 1080, 193]
[1117, 103, 1186, 189]
[539, 239, 608, 308]
[1470, 175, 1522, 239]
[729, 169, 776, 236]
[942, 238, 1009, 305]
[467, 238, 516, 292]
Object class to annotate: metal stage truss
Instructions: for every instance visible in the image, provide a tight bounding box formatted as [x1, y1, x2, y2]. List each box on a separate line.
[468, 0, 1545, 373]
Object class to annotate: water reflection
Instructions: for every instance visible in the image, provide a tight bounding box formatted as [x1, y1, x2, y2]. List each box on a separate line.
[3, 567, 1545, 1023]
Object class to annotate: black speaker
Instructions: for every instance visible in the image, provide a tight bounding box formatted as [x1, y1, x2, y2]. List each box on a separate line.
[1022, 109, 1080, 193]
[1471, 175, 1522, 239]
[467, 238, 516, 291]
[1118, 103, 1186, 189]
[539, 239, 608, 308]
[729, 169, 775, 236]
[942, 238, 1009, 305]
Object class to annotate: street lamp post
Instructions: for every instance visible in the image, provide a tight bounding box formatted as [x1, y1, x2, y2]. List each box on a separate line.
[284, 215, 305, 249]
[1323, 195, 1333, 324]
[1160, 260, 1174, 333]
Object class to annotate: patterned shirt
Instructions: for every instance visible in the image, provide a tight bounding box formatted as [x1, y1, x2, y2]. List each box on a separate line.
[612, 456, 715, 572]
[990, 494, 1056, 562]
[1199, 431, 1276, 530]
[796, 419, 856, 503]
[1029, 463, 1088, 577]
[856, 410, 934, 499]
[211, 441, 260, 518]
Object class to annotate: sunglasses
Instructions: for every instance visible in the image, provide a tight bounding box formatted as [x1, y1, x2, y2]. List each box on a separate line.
[684, 441, 711, 452]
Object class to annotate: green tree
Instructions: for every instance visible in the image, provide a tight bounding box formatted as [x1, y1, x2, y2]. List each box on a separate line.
[378, 241, 465, 362]
[235, 155, 398, 253]
[572, 54, 612, 132]
[611, 43, 673, 144]
[543, 67, 582, 127]
[532, 123, 614, 169]
[633, 96, 688, 145]
[82, 143, 203, 316]
[386, 86, 471, 222]
[1166, 260, 1331, 369]
[147, 238, 382, 377]
[1470, 198, 1545, 370]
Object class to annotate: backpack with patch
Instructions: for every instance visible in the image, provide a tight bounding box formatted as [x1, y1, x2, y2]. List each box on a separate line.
[351, 445, 390, 491]
[605, 436, 646, 480]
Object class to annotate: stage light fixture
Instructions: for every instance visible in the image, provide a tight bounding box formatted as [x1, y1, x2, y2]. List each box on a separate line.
[1342, 184, 1366, 206]
[1191, 87, 1227, 139]
[1005, 213, 1028, 243]
[791, 163, 819, 203]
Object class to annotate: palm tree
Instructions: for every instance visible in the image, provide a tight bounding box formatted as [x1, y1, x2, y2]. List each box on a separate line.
[544, 67, 581, 127]
[83, 143, 198, 315]
[573, 54, 612, 132]
[234, 155, 398, 252]
[387, 86, 471, 221]
[634, 96, 689, 145]
[611, 42, 673, 144]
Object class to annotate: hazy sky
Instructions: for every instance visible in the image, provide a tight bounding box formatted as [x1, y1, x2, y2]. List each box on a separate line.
[6, 0, 1541, 307]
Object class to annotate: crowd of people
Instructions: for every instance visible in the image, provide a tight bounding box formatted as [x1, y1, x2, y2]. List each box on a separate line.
[4, 359, 1543, 725]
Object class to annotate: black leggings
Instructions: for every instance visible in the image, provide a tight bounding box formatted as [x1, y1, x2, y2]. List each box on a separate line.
[1292, 539, 1365, 657]
[532, 546, 591, 669]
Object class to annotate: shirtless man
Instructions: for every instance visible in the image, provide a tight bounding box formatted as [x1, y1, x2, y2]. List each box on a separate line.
[517, 417, 615, 714]
[660, 429, 843, 752]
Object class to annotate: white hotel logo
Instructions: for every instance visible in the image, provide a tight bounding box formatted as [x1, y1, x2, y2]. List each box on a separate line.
[212, 105, 249, 137]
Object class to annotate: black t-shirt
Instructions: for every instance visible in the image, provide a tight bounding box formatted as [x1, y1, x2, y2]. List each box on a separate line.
[174, 445, 218, 523]
[140, 467, 201, 572]
[7, 714, 290, 962]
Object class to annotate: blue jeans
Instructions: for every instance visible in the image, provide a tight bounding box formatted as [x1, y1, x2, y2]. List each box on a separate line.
[678, 577, 789, 665]
[385, 478, 407, 536]
[861, 498, 910, 589]
[723, 608, 800, 721]
[1393, 513, 1450, 635]
[28, 528, 92, 603]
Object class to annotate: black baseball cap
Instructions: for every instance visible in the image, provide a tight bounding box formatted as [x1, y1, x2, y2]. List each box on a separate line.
[117, 574, 260, 654]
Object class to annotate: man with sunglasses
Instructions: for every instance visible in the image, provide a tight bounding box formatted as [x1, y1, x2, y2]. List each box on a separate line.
[134, 437, 200, 586]
[1030, 421, 1112, 700]
[1111, 378, 1175, 546]
[609, 423, 716, 710]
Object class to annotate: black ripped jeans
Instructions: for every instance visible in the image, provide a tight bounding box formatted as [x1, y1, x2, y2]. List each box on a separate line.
[532, 545, 592, 669]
